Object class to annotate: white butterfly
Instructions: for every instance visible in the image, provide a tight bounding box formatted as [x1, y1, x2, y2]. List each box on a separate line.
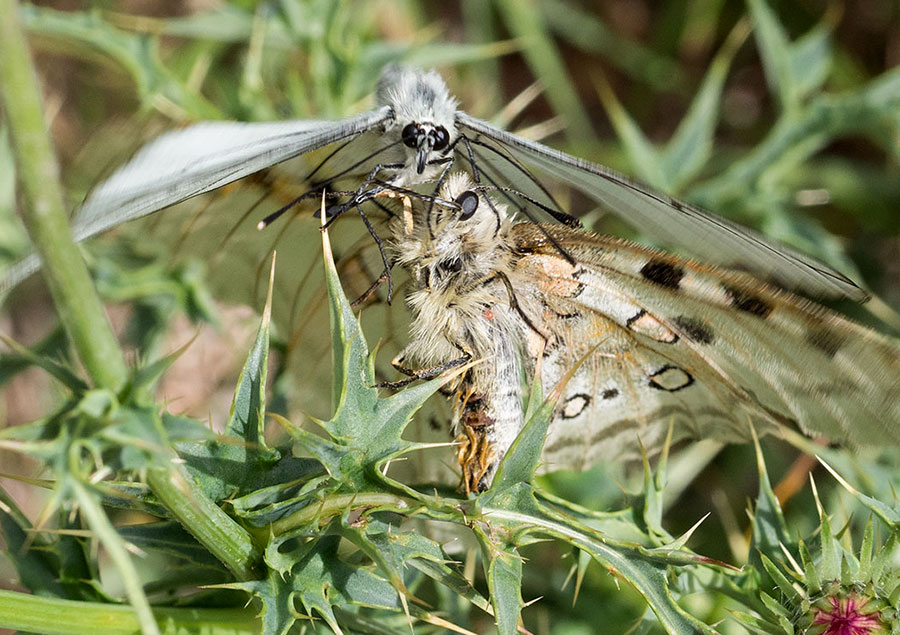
[390, 173, 900, 492]
[1, 65, 865, 305]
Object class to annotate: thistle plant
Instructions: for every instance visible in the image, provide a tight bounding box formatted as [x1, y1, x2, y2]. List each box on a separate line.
[5, 208, 895, 633]
[0, 221, 733, 633]
[735, 447, 900, 634]
[3, 2, 900, 634]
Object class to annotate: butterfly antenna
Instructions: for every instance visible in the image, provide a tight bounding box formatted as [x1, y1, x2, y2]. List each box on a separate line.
[476, 185, 581, 228]
[424, 157, 456, 240]
[367, 179, 458, 209]
[455, 138, 543, 230]
[461, 146, 576, 265]
[466, 137, 578, 227]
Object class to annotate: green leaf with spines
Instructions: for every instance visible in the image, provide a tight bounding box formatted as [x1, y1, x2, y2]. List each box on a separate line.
[748, 429, 794, 588]
[285, 226, 451, 490]
[811, 478, 839, 582]
[759, 553, 801, 604]
[798, 538, 821, 595]
[859, 518, 874, 579]
[0, 484, 67, 598]
[819, 457, 900, 528]
[367, 526, 492, 614]
[758, 590, 791, 619]
[473, 524, 523, 635]
[0, 333, 88, 393]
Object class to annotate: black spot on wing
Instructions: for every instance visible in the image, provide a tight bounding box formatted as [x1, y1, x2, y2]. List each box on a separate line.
[672, 316, 715, 344]
[601, 388, 619, 400]
[648, 365, 694, 392]
[640, 260, 684, 289]
[723, 285, 772, 318]
[542, 299, 581, 320]
[806, 327, 842, 357]
[626, 309, 646, 329]
[561, 393, 591, 419]
[568, 267, 587, 299]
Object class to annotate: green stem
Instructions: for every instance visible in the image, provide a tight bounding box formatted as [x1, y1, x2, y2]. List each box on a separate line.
[0, 0, 127, 391]
[71, 480, 161, 635]
[271, 492, 419, 535]
[146, 464, 262, 580]
[0, 0, 262, 585]
[0, 589, 259, 635]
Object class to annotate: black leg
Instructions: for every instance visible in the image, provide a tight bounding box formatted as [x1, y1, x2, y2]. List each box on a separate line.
[377, 353, 471, 389]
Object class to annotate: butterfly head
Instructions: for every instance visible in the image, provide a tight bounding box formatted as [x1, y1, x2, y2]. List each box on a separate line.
[377, 65, 459, 177]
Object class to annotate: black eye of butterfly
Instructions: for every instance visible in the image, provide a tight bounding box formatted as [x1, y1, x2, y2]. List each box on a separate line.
[455, 191, 479, 220]
[401, 123, 419, 149]
[432, 126, 449, 151]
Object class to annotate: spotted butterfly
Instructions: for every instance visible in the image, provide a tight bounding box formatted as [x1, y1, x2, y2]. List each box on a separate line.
[389, 173, 900, 491]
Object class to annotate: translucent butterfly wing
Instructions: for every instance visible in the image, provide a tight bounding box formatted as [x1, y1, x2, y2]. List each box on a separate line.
[1, 108, 392, 292]
[537, 332, 762, 473]
[510, 225, 900, 470]
[456, 113, 867, 302]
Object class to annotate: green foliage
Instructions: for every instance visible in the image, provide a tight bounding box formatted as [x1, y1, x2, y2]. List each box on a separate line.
[13, 220, 894, 633]
[735, 452, 900, 634]
[2, 1, 900, 634]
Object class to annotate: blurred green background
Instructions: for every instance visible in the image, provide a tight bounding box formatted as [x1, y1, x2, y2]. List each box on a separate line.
[2, 1, 900, 633]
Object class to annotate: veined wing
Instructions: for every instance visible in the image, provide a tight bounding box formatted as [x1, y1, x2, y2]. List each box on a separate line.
[509, 225, 900, 470]
[457, 112, 867, 302]
[1, 107, 393, 292]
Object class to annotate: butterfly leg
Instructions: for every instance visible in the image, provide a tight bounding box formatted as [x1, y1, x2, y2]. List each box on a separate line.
[321, 162, 406, 226]
[376, 350, 472, 390]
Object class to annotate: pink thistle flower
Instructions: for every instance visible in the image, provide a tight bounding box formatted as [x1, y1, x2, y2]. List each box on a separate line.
[811, 594, 885, 635]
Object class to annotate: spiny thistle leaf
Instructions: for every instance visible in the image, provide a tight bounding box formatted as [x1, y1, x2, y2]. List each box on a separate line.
[0, 485, 67, 598]
[748, 428, 794, 584]
[473, 524, 523, 635]
[0, 333, 88, 392]
[128, 334, 197, 395]
[639, 425, 674, 541]
[286, 222, 450, 489]
[231, 533, 442, 635]
[810, 477, 840, 582]
[819, 457, 900, 528]
[364, 522, 492, 614]
[178, 257, 306, 501]
[224, 253, 274, 454]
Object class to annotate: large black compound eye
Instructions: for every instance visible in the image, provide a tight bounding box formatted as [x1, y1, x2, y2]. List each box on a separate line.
[401, 122, 420, 148]
[455, 191, 479, 220]
[432, 126, 450, 151]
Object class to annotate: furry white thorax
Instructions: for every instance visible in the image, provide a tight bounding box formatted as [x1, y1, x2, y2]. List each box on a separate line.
[392, 172, 515, 367]
[375, 65, 460, 185]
